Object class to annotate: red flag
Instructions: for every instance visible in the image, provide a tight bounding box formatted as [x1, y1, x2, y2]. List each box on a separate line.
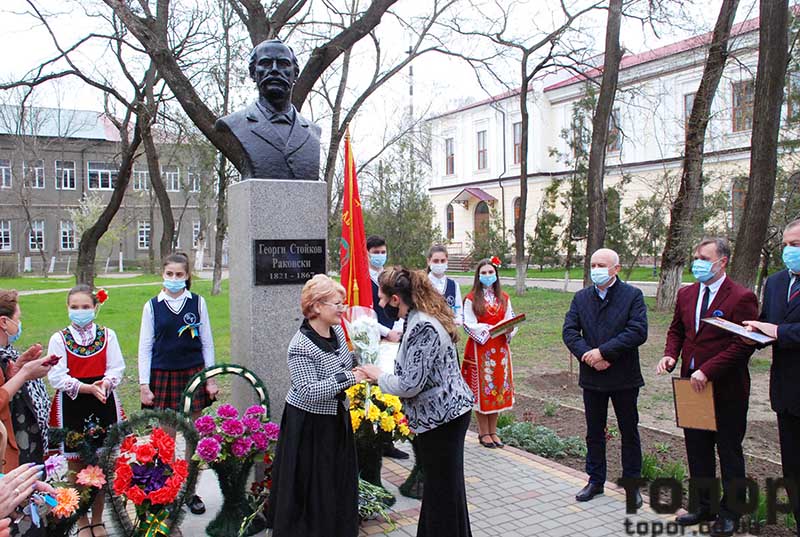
[340, 129, 372, 308]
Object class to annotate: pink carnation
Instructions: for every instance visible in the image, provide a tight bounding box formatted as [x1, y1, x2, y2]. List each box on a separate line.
[196, 437, 221, 462]
[217, 404, 239, 419]
[251, 431, 269, 451]
[231, 436, 253, 458]
[263, 422, 280, 441]
[245, 405, 266, 416]
[221, 418, 245, 437]
[212, 434, 224, 445]
[194, 415, 216, 436]
[242, 417, 262, 433]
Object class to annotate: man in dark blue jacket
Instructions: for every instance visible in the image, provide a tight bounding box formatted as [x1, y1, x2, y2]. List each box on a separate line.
[562, 248, 648, 506]
[744, 219, 800, 536]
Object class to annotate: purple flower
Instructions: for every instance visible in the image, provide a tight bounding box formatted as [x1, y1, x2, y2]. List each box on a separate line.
[196, 437, 221, 462]
[221, 418, 245, 437]
[131, 462, 169, 493]
[242, 417, 262, 433]
[251, 431, 269, 451]
[231, 437, 253, 458]
[194, 415, 216, 436]
[212, 434, 224, 445]
[244, 405, 266, 416]
[44, 454, 67, 479]
[217, 404, 239, 419]
[263, 422, 280, 441]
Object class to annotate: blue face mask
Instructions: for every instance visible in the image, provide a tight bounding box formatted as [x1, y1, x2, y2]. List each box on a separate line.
[69, 309, 95, 328]
[691, 258, 720, 283]
[369, 253, 387, 268]
[783, 245, 800, 273]
[479, 274, 497, 287]
[590, 267, 611, 287]
[4, 319, 21, 345]
[163, 279, 187, 293]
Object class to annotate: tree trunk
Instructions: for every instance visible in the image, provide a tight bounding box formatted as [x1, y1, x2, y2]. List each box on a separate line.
[141, 119, 174, 263]
[583, 0, 622, 288]
[76, 116, 142, 286]
[655, 0, 740, 311]
[212, 152, 228, 296]
[515, 52, 531, 297]
[729, 0, 788, 289]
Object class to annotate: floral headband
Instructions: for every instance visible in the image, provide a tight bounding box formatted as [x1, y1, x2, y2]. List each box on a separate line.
[490, 256, 502, 269]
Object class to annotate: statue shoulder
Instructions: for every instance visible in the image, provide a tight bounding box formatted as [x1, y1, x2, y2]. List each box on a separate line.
[215, 104, 258, 133]
[295, 109, 321, 137]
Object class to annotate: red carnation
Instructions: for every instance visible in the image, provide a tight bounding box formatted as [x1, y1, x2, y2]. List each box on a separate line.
[127, 485, 147, 506]
[171, 459, 188, 480]
[151, 428, 175, 462]
[96, 288, 108, 304]
[490, 256, 502, 268]
[149, 485, 177, 506]
[120, 435, 136, 453]
[113, 464, 133, 495]
[135, 444, 157, 464]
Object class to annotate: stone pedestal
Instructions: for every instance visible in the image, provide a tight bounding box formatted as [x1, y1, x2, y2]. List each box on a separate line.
[228, 179, 327, 421]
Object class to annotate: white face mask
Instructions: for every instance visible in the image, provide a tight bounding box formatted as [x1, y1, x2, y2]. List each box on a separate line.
[430, 263, 447, 276]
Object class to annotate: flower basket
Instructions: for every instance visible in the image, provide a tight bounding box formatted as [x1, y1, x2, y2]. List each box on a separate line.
[194, 404, 279, 537]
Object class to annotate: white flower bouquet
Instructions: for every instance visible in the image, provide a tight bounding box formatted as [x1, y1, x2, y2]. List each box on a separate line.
[343, 306, 382, 413]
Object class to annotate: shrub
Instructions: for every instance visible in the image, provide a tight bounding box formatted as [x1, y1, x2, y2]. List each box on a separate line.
[543, 401, 558, 417]
[496, 412, 516, 429]
[498, 422, 586, 459]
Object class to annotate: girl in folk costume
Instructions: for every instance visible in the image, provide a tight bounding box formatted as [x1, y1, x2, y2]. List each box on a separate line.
[461, 257, 517, 449]
[137, 252, 218, 516]
[47, 285, 124, 537]
[427, 245, 462, 325]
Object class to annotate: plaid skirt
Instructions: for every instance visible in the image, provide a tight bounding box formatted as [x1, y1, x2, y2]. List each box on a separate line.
[146, 364, 213, 414]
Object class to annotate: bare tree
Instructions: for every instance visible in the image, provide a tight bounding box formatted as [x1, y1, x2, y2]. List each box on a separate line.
[729, 0, 790, 289]
[582, 0, 623, 287]
[655, 0, 740, 311]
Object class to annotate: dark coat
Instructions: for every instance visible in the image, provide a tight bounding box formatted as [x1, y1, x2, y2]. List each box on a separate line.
[760, 270, 800, 416]
[562, 279, 648, 392]
[215, 102, 322, 180]
[663, 276, 758, 406]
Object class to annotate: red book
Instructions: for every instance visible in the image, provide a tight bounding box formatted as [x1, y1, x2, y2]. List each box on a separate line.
[489, 314, 527, 338]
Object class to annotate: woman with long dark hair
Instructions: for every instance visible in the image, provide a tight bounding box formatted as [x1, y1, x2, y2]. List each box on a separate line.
[358, 267, 474, 537]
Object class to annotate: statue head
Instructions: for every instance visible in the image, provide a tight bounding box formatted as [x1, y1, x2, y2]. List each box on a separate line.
[248, 39, 300, 109]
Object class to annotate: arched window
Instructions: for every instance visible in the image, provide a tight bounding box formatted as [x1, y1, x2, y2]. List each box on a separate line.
[474, 201, 490, 242]
[446, 204, 455, 240]
[731, 176, 748, 233]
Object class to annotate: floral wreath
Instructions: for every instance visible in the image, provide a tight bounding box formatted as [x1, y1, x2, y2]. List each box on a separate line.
[99, 409, 200, 536]
[489, 256, 502, 269]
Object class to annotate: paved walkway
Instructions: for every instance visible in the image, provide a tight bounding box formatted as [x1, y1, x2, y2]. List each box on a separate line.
[157, 431, 684, 537]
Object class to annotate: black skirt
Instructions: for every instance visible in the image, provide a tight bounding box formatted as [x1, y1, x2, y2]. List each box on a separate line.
[266, 402, 359, 537]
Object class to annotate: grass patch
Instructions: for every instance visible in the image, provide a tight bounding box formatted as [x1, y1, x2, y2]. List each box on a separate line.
[0, 274, 163, 292]
[15, 280, 230, 412]
[498, 421, 586, 459]
[496, 412, 516, 429]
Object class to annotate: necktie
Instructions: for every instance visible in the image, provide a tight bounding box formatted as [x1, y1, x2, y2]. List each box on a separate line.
[791, 276, 800, 304]
[699, 286, 710, 325]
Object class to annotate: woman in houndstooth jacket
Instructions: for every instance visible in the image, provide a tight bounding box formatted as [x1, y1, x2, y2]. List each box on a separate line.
[266, 275, 367, 537]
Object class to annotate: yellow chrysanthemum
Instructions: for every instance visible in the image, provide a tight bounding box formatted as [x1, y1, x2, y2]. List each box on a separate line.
[399, 424, 411, 437]
[380, 415, 396, 432]
[351, 413, 362, 430]
[367, 404, 381, 422]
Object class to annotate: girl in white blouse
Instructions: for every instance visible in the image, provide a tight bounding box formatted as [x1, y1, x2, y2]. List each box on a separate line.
[427, 245, 463, 325]
[47, 285, 124, 537]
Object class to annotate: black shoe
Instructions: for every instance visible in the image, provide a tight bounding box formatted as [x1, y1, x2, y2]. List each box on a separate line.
[675, 511, 715, 526]
[478, 434, 496, 449]
[383, 445, 409, 459]
[187, 494, 206, 515]
[633, 489, 643, 509]
[709, 517, 737, 537]
[575, 482, 604, 502]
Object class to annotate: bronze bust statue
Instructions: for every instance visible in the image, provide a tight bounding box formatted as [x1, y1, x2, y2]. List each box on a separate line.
[215, 39, 322, 180]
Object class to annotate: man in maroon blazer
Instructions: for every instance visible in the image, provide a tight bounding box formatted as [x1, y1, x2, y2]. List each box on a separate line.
[656, 238, 758, 537]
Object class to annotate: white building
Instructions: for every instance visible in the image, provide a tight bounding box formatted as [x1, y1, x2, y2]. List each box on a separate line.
[427, 15, 799, 260]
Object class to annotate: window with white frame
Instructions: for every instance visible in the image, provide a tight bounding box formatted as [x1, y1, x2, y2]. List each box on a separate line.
[445, 138, 455, 175]
[87, 162, 118, 190]
[732, 79, 755, 132]
[187, 171, 201, 192]
[192, 221, 202, 248]
[607, 109, 622, 152]
[163, 166, 180, 192]
[28, 220, 44, 251]
[55, 160, 76, 190]
[0, 221, 11, 251]
[23, 160, 45, 189]
[0, 160, 11, 188]
[60, 221, 76, 250]
[476, 130, 487, 170]
[512, 122, 522, 164]
[683, 92, 696, 133]
[133, 169, 149, 191]
[137, 221, 150, 249]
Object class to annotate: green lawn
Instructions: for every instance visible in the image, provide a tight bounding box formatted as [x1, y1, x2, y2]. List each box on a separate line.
[0, 274, 163, 292]
[15, 280, 230, 412]
[451, 266, 693, 282]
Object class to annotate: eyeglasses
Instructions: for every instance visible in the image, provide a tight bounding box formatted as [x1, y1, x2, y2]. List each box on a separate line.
[321, 302, 347, 311]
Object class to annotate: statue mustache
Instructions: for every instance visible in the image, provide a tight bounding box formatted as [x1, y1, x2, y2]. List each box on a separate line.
[258, 75, 291, 89]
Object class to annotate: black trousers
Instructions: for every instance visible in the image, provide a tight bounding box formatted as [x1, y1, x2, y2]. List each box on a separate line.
[416, 410, 472, 537]
[583, 387, 642, 485]
[777, 412, 800, 537]
[683, 397, 747, 519]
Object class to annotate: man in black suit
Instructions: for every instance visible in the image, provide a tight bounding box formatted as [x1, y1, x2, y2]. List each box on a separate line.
[744, 219, 800, 536]
[563, 248, 648, 507]
[215, 39, 321, 180]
